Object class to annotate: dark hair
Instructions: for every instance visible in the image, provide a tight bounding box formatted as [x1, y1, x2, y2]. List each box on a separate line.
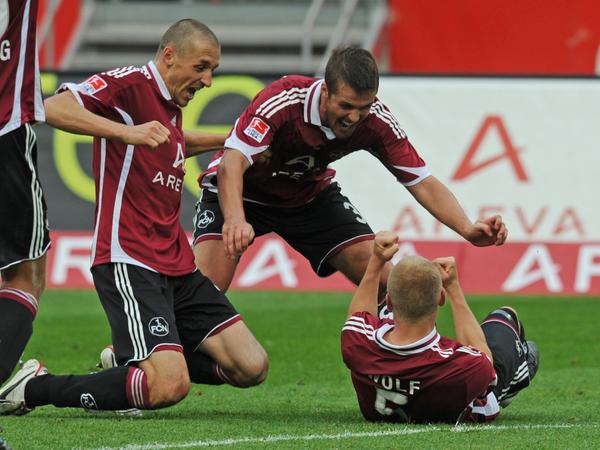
[156, 19, 219, 56]
[324, 46, 379, 94]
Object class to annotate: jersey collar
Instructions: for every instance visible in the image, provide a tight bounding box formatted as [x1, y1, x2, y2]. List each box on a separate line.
[146, 61, 173, 102]
[303, 78, 336, 140]
[375, 325, 441, 355]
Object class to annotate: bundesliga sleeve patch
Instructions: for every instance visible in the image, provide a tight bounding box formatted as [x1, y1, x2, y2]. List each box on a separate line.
[243, 117, 270, 143]
[80, 75, 108, 95]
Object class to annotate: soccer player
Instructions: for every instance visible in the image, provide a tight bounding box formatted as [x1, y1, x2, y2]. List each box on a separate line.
[0, 19, 267, 415]
[0, 0, 50, 386]
[341, 231, 538, 423]
[193, 46, 507, 295]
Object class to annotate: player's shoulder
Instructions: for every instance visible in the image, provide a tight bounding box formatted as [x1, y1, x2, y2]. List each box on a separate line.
[343, 311, 382, 334]
[364, 96, 407, 139]
[80, 66, 150, 96]
[267, 75, 317, 92]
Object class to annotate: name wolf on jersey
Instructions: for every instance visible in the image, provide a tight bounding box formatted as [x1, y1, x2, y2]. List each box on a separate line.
[368, 374, 421, 395]
[0, 40, 10, 61]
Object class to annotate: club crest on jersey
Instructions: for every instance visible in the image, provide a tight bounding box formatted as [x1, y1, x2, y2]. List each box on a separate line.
[80, 393, 98, 410]
[149, 317, 169, 336]
[81, 75, 108, 95]
[244, 117, 270, 143]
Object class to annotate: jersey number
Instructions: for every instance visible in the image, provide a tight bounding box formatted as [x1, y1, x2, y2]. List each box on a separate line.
[374, 388, 409, 421]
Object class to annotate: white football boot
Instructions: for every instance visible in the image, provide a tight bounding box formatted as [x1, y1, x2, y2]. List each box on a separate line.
[0, 359, 47, 416]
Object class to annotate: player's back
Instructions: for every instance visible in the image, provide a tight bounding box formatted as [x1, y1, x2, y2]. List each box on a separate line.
[342, 312, 496, 423]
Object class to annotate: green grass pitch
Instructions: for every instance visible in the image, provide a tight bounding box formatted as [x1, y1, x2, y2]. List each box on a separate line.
[1, 290, 599, 449]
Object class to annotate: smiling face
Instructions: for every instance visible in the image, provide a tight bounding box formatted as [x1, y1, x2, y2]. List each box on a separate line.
[159, 35, 220, 107]
[319, 81, 376, 140]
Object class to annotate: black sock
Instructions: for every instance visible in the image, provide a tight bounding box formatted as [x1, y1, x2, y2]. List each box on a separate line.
[0, 295, 35, 384]
[24, 366, 149, 410]
[185, 351, 225, 385]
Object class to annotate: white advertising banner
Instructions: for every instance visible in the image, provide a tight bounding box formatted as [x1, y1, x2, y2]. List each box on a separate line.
[332, 77, 599, 243]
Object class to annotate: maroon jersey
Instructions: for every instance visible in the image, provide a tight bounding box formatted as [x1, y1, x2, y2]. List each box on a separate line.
[342, 311, 499, 423]
[0, 0, 45, 136]
[200, 76, 429, 207]
[59, 62, 196, 276]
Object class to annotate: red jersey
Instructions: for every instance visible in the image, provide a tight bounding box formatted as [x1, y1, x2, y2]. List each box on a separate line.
[200, 76, 429, 207]
[0, 0, 45, 136]
[59, 62, 196, 276]
[342, 311, 499, 424]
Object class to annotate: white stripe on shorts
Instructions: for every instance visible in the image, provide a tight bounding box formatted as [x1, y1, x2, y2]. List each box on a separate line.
[24, 123, 44, 258]
[114, 263, 148, 360]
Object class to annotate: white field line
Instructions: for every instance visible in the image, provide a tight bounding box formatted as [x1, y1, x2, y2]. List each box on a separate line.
[83, 423, 599, 450]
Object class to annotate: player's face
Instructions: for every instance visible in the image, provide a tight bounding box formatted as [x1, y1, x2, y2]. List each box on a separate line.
[320, 81, 376, 140]
[164, 38, 220, 107]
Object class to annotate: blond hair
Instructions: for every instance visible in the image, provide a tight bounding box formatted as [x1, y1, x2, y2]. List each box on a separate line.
[387, 256, 442, 320]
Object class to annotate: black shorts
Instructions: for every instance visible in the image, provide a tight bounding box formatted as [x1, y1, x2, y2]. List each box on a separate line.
[481, 309, 531, 403]
[92, 263, 241, 366]
[193, 183, 374, 277]
[0, 124, 50, 270]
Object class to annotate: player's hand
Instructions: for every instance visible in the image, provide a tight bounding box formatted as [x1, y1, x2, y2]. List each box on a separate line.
[222, 217, 255, 259]
[464, 215, 508, 247]
[433, 256, 459, 288]
[119, 120, 171, 149]
[373, 231, 400, 263]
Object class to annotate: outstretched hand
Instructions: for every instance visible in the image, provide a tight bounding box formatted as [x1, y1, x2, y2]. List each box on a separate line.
[372, 231, 400, 263]
[119, 120, 171, 149]
[464, 215, 508, 247]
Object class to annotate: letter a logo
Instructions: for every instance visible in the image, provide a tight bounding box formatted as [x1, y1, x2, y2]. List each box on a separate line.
[451, 115, 528, 182]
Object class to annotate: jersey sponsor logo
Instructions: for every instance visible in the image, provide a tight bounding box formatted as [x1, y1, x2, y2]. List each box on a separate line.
[243, 117, 270, 143]
[196, 210, 215, 229]
[80, 393, 98, 410]
[148, 317, 169, 336]
[80, 75, 108, 95]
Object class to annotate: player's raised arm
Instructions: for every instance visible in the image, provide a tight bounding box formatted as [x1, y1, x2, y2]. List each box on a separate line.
[406, 175, 508, 247]
[44, 91, 170, 149]
[217, 148, 254, 259]
[347, 231, 399, 317]
[184, 131, 227, 157]
[433, 257, 493, 361]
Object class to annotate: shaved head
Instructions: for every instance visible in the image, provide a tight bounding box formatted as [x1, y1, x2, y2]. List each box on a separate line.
[387, 256, 442, 320]
[156, 19, 219, 57]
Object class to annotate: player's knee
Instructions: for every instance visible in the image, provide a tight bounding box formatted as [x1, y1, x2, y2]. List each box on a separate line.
[233, 352, 269, 388]
[147, 371, 190, 408]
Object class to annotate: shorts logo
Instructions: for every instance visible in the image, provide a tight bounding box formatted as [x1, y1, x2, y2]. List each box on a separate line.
[196, 210, 215, 229]
[80, 75, 108, 95]
[80, 393, 98, 410]
[149, 317, 169, 336]
[243, 117, 270, 143]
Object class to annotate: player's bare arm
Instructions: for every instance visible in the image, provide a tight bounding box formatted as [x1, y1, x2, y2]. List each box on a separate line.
[217, 148, 254, 259]
[184, 131, 227, 157]
[44, 91, 170, 149]
[433, 257, 493, 361]
[407, 176, 508, 247]
[347, 231, 399, 317]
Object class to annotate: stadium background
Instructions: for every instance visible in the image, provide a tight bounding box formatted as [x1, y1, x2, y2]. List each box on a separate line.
[3, 1, 600, 449]
[33, 0, 600, 295]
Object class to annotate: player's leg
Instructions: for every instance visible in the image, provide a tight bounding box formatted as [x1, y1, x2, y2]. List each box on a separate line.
[1, 263, 191, 415]
[175, 271, 268, 387]
[481, 307, 539, 407]
[0, 124, 51, 384]
[193, 190, 239, 291]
